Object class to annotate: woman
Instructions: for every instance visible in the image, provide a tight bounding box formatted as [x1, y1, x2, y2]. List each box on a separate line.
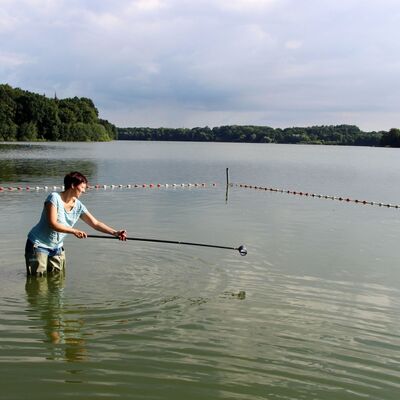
[25, 171, 127, 276]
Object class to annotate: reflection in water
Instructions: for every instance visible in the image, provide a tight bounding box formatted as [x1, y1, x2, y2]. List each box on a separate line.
[0, 159, 97, 183]
[0, 144, 44, 152]
[25, 273, 87, 362]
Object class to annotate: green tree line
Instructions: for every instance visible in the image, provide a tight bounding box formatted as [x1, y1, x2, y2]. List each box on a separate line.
[118, 125, 400, 147]
[0, 84, 117, 141]
[2, 83, 400, 146]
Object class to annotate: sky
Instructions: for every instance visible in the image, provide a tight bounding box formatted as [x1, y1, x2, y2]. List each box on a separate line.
[1, 0, 400, 131]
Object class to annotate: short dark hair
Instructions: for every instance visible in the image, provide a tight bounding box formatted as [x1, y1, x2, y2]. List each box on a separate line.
[64, 171, 88, 190]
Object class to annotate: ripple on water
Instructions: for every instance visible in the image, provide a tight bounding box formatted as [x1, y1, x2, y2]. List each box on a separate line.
[1, 271, 400, 398]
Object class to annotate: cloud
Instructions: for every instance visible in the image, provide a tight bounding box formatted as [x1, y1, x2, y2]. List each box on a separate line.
[129, 0, 166, 12]
[0, 0, 400, 130]
[285, 40, 302, 50]
[0, 11, 18, 32]
[0, 51, 33, 68]
[218, 0, 280, 12]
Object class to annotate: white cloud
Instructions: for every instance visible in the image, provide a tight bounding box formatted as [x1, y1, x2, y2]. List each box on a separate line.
[285, 40, 303, 50]
[0, 8, 22, 32]
[0, 51, 33, 68]
[134, 0, 166, 12]
[85, 11, 121, 30]
[219, 0, 280, 12]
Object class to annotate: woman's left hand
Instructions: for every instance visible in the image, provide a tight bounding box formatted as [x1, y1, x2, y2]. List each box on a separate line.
[115, 230, 127, 241]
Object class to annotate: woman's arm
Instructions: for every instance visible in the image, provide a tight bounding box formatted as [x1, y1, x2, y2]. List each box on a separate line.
[80, 211, 127, 240]
[46, 202, 87, 238]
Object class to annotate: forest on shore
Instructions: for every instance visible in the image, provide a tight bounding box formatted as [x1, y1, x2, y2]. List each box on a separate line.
[0, 84, 117, 141]
[2, 84, 400, 146]
[118, 125, 400, 147]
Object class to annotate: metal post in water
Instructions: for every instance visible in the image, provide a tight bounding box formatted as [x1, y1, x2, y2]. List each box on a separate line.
[225, 167, 230, 203]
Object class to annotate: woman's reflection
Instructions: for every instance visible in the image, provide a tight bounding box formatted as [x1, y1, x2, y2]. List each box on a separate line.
[25, 273, 87, 362]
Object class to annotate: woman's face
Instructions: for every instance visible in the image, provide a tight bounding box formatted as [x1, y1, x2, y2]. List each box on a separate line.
[73, 182, 87, 198]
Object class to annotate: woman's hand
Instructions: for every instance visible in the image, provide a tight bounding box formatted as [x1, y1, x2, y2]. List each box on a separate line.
[114, 230, 127, 241]
[73, 229, 87, 239]
[80, 212, 127, 241]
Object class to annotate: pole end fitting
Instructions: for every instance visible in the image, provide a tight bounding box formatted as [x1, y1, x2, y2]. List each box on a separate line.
[238, 245, 247, 256]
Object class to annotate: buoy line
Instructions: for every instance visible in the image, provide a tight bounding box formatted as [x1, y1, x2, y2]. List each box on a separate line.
[235, 183, 400, 209]
[0, 182, 218, 193]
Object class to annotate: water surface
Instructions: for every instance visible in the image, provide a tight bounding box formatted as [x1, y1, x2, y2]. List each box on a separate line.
[1, 141, 400, 399]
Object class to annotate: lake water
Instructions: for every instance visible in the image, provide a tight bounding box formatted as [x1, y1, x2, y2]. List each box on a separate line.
[1, 141, 400, 399]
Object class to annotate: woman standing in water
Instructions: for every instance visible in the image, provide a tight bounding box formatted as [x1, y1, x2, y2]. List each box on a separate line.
[25, 171, 127, 276]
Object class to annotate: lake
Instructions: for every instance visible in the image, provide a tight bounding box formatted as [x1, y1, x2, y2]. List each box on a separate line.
[1, 141, 400, 400]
